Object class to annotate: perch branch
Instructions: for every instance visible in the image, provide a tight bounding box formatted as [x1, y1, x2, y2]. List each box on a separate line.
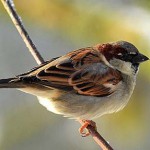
[1, 0, 114, 149]
[79, 120, 113, 150]
[1, 0, 44, 65]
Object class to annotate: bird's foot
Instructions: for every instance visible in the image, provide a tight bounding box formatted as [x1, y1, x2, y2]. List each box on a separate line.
[79, 120, 97, 137]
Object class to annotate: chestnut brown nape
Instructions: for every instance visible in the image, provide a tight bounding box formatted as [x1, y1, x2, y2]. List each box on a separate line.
[96, 41, 139, 62]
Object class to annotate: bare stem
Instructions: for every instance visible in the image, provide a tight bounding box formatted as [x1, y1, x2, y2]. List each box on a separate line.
[1, 0, 114, 150]
[79, 120, 114, 150]
[1, 0, 44, 65]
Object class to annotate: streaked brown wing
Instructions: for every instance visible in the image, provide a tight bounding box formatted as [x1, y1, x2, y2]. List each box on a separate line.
[20, 47, 122, 96]
[36, 58, 75, 89]
[34, 47, 101, 90]
[69, 63, 122, 96]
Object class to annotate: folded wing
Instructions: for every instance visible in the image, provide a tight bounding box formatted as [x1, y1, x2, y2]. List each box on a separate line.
[19, 47, 122, 96]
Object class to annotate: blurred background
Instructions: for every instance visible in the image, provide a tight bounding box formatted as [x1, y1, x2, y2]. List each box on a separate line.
[0, 0, 150, 150]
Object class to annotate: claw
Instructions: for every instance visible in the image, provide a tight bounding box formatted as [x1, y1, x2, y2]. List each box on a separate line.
[79, 120, 97, 137]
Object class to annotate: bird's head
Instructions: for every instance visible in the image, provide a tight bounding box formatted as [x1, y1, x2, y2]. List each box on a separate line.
[98, 41, 149, 75]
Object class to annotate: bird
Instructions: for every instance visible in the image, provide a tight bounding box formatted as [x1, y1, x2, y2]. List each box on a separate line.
[0, 41, 149, 136]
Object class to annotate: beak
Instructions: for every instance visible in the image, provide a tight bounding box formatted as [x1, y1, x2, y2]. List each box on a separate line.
[132, 53, 149, 63]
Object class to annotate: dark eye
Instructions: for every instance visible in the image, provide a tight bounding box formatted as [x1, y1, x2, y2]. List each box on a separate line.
[128, 52, 137, 56]
[129, 52, 137, 54]
[116, 52, 138, 62]
[128, 52, 138, 59]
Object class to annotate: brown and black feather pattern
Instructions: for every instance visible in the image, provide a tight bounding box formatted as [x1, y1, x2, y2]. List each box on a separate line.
[0, 47, 122, 96]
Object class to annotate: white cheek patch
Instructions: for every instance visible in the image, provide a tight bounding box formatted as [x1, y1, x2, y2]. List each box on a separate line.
[110, 59, 133, 75]
[121, 61, 132, 74]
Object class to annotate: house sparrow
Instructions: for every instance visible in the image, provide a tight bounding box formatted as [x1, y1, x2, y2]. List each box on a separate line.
[0, 41, 149, 136]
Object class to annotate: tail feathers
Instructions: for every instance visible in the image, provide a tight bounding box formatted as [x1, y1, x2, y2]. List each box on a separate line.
[0, 78, 23, 88]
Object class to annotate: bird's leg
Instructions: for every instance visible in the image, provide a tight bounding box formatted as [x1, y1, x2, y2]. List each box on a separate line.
[78, 120, 97, 137]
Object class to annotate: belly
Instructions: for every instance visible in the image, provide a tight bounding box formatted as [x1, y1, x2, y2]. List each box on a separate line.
[19, 75, 136, 120]
[37, 83, 134, 120]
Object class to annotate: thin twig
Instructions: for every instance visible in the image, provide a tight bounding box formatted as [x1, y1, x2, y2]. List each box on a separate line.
[1, 0, 114, 150]
[79, 120, 114, 150]
[1, 0, 44, 65]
